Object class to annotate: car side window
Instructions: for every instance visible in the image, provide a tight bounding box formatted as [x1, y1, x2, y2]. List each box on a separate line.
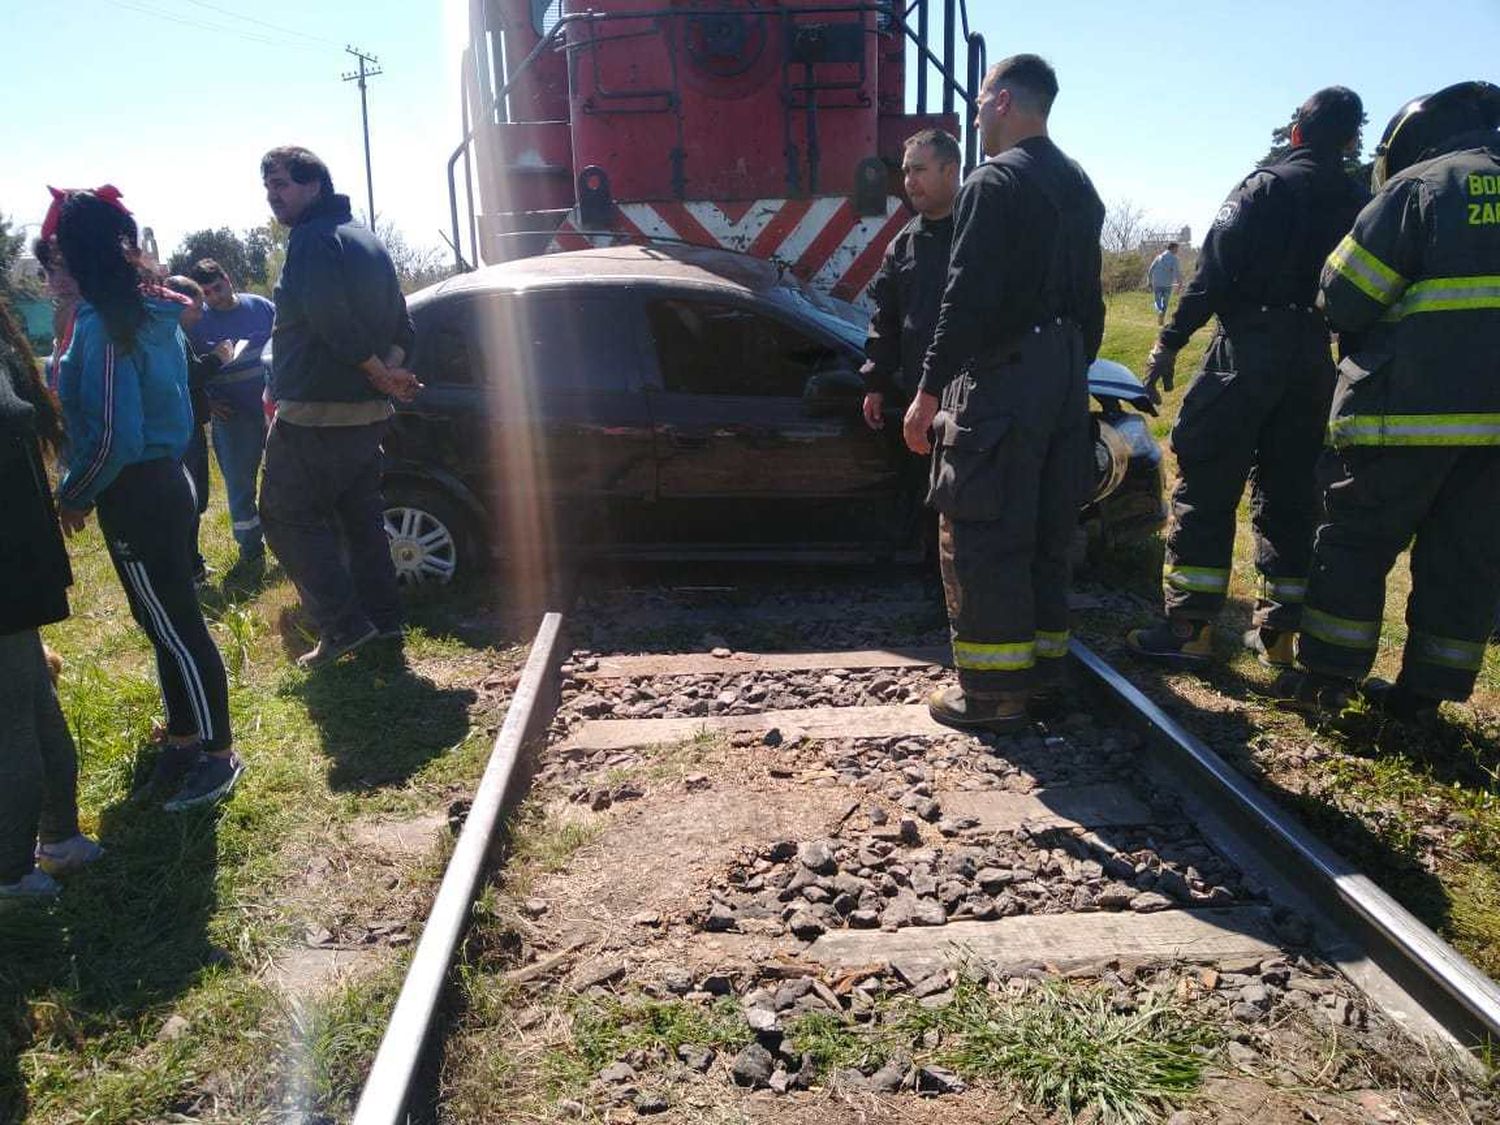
[410, 301, 475, 387]
[648, 299, 844, 398]
[473, 295, 636, 394]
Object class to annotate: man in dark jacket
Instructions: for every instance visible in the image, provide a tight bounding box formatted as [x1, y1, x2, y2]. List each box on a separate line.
[861, 128, 962, 423]
[258, 146, 421, 667]
[903, 55, 1105, 731]
[1281, 82, 1500, 721]
[1126, 87, 1368, 669]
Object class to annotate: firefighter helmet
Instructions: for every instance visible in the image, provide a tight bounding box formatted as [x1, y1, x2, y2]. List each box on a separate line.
[1372, 81, 1500, 190]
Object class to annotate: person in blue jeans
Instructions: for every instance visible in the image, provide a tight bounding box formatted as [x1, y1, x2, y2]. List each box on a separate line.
[186, 259, 274, 566]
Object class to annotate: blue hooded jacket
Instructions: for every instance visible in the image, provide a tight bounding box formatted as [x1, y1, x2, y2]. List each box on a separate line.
[56, 291, 193, 509]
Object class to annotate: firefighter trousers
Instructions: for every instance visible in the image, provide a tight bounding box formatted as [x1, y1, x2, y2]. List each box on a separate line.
[929, 322, 1091, 694]
[1163, 311, 1335, 630]
[1298, 446, 1500, 701]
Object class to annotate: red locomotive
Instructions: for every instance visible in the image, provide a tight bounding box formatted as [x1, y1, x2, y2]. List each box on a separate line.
[448, 0, 984, 306]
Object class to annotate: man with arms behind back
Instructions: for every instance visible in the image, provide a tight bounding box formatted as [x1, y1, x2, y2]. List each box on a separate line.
[257, 145, 420, 668]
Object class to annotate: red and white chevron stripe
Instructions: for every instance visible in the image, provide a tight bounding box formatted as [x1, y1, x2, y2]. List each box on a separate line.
[548, 196, 911, 309]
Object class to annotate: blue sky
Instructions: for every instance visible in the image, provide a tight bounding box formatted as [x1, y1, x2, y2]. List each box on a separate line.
[4, 0, 1496, 263]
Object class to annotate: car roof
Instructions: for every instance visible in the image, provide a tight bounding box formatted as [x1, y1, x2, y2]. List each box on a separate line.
[418, 244, 785, 305]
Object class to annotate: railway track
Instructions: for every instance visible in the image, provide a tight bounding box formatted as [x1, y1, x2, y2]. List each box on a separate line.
[350, 574, 1500, 1124]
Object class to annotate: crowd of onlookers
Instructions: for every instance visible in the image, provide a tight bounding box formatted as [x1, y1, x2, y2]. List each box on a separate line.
[1, 146, 421, 901]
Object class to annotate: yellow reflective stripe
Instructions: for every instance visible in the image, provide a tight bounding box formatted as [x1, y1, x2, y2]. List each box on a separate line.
[1408, 630, 1486, 672]
[1302, 607, 1380, 650]
[1166, 565, 1231, 594]
[1260, 575, 1307, 603]
[953, 639, 1035, 671]
[1385, 275, 1500, 318]
[1329, 413, 1500, 447]
[1035, 630, 1070, 660]
[1326, 234, 1407, 305]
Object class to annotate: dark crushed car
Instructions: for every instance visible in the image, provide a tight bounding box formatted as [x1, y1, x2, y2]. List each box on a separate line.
[380, 245, 1164, 584]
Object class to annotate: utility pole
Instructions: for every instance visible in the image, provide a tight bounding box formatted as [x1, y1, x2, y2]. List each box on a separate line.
[342, 46, 382, 229]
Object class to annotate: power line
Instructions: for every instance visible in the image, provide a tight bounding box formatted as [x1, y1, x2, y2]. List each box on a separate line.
[178, 0, 343, 49]
[101, 0, 322, 51]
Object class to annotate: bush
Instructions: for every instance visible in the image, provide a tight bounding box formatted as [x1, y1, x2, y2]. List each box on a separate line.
[1102, 250, 1148, 297]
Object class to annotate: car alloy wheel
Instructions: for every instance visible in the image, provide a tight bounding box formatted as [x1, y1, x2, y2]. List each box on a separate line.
[383, 504, 459, 585]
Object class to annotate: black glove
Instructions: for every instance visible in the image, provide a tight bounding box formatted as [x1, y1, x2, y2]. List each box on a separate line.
[1144, 343, 1179, 404]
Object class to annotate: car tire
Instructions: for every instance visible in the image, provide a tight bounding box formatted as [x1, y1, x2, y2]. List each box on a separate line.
[381, 484, 479, 586]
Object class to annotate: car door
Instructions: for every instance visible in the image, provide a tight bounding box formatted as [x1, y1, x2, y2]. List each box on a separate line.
[389, 293, 486, 494]
[469, 289, 657, 549]
[642, 293, 903, 548]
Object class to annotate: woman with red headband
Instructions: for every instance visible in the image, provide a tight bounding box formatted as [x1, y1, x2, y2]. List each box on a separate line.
[50, 187, 242, 812]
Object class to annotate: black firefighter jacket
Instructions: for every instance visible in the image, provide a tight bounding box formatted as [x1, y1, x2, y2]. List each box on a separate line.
[1160, 146, 1368, 353]
[1320, 135, 1500, 447]
[861, 212, 953, 400]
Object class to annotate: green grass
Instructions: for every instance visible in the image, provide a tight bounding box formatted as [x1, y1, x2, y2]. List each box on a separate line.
[1, 466, 524, 1121]
[892, 976, 1217, 1125]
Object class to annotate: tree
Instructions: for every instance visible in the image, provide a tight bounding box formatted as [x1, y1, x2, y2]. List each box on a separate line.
[374, 221, 456, 294]
[0, 212, 43, 307]
[166, 227, 269, 286]
[1101, 198, 1147, 254]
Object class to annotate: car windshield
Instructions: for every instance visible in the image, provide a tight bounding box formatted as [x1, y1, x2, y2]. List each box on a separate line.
[766, 276, 868, 350]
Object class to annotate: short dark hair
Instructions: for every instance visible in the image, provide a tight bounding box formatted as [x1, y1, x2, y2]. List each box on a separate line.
[904, 128, 962, 167]
[1296, 86, 1363, 153]
[260, 145, 335, 197]
[31, 237, 56, 270]
[985, 54, 1058, 116]
[188, 258, 229, 286]
[1167, 241, 1179, 252]
[165, 274, 204, 303]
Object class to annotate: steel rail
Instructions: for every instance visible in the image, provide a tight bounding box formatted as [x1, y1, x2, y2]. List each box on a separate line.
[351, 612, 568, 1125]
[1069, 638, 1500, 1050]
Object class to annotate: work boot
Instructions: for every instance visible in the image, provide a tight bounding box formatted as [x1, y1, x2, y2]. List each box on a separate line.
[1272, 669, 1356, 718]
[1243, 627, 1295, 669]
[927, 685, 1030, 733]
[1360, 679, 1442, 726]
[1124, 618, 1214, 665]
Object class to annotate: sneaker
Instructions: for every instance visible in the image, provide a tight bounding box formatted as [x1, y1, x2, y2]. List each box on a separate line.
[164, 751, 245, 812]
[135, 741, 202, 804]
[1272, 669, 1356, 717]
[1125, 618, 1215, 665]
[1360, 679, 1442, 725]
[138, 742, 203, 798]
[1244, 627, 1295, 669]
[374, 624, 404, 641]
[0, 868, 60, 899]
[928, 685, 1031, 733]
[297, 624, 379, 669]
[35, 834, 104, 877]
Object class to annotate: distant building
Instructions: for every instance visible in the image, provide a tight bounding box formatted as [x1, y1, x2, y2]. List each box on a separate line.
[1138, 226, 1192, 254]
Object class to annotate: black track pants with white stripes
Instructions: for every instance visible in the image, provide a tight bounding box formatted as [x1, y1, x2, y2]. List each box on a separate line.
[95, 458, 232, 752]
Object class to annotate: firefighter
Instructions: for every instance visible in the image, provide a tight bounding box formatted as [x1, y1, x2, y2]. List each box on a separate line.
[903, 54, 1105, 731]
[861, 128, 962, 427]
[1279, 81, 1500, 721]
[1126, 88, 1368, 669]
